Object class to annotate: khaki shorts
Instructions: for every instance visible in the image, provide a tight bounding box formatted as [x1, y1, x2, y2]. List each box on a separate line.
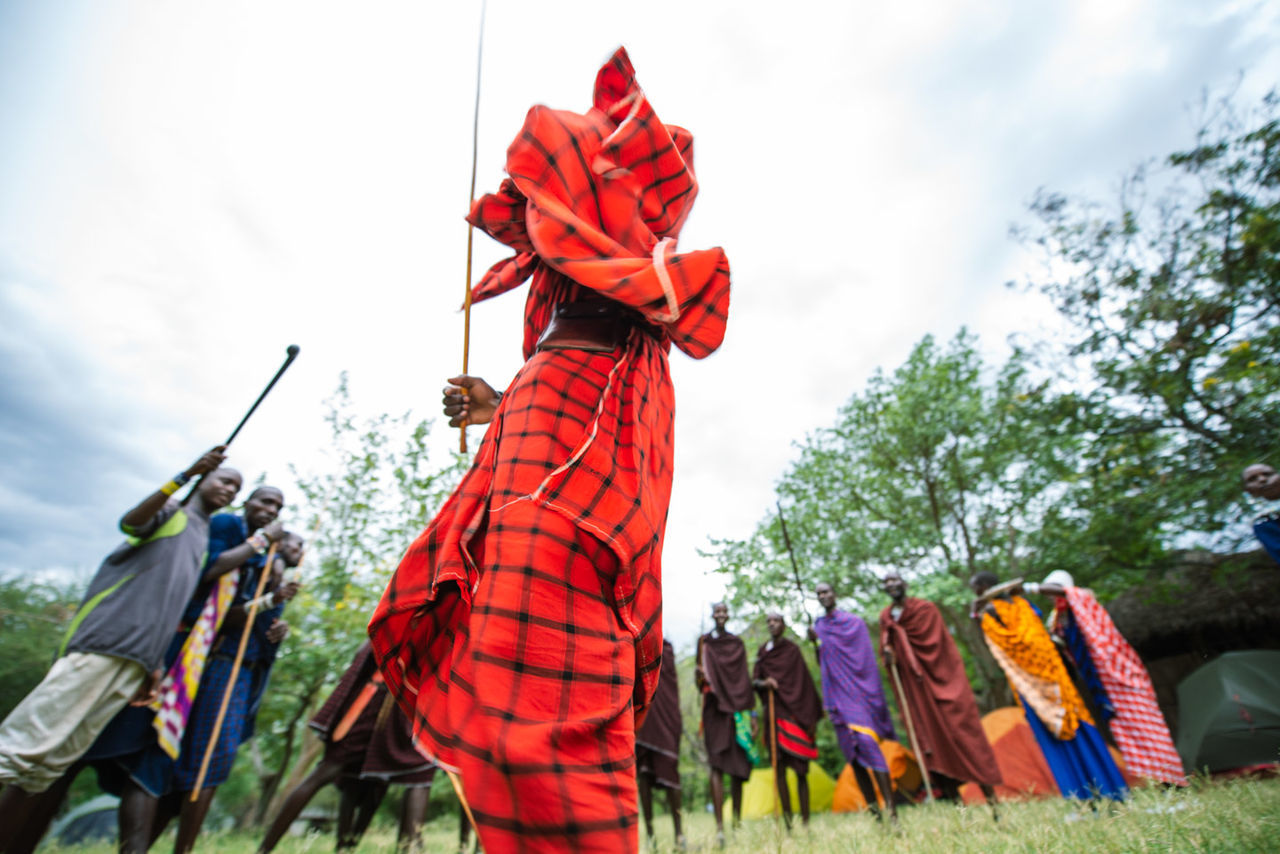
[0, 652, 145, 792]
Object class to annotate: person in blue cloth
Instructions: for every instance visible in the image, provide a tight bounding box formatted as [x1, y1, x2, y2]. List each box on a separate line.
[970, 572, 1127, 805]
[1243, 463, 1280, 565]
[161, 530, 302, 854]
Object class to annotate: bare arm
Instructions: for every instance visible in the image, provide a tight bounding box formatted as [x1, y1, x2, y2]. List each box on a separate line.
[201, 520, 285, 582]
[119, 446, 226, 532]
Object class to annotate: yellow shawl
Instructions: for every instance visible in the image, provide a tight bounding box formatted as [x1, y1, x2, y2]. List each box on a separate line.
[980, 595, 1090, 740]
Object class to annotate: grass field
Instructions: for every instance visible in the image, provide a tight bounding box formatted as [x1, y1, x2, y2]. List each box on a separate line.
[42, 776, 1280, 853]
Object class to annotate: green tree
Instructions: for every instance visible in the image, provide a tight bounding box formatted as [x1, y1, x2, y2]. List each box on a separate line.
[710, 331, 1078, 709]
[0, 578, 78, 719]
[1018, 89, 1280, 545]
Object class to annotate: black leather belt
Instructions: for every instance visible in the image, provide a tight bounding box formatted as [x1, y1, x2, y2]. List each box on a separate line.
[535, 299, 657, 353]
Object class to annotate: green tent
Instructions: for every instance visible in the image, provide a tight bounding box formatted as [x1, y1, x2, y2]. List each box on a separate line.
[1176, 650, 1280, 773]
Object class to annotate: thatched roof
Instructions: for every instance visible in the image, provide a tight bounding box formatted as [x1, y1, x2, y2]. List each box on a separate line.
[1107, 548, 1280, 659]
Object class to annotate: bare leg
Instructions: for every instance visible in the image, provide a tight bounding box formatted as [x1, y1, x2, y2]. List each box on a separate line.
[796, 772, 810, 826]
[397, 786, 429, 852]
[147, 793, 181, 848]
[350, 780, 388, 845]
[872, 769, 898, 823]
[118, 781, 159, 854]
[173, 787, 216, 854]
[637, 772, 655, 842]
[729, 777, 743, 828]
[774, 769, 793, 830]
[981, 783, 999, 821]
[1, 765, 81, 854]
[849, 763, 881, 819]
[665, 785, 685, 848]
[258, 758, 347, 854]
[708, 771, 725, 835]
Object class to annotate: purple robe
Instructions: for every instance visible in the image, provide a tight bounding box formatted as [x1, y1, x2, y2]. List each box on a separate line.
[814, 609, 896, 740]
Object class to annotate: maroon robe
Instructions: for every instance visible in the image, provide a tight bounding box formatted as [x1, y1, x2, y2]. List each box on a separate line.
[636, 640, 681, 789]
[310, 643, 435, 785]
[697, 630, 754, 780]
[753, 637, 823, 773]
[879, 597, 1001, 787]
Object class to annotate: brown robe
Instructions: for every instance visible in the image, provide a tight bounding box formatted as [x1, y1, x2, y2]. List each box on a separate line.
[879, 597, 1002, 786]
[636, 640, 682, 789]
[311, 643, 436, 785]
[698, 630, 754, 780]
[754, 637, 823, 774]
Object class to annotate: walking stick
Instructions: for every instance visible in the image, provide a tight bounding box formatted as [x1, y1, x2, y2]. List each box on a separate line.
[768, 688, 781, 823]
[776, 501, 815, 638]
[887, 655, 935, 802]
[182, 345, 301, 505]
[457, 0, 487, 455]
[190, 541, 279, 800]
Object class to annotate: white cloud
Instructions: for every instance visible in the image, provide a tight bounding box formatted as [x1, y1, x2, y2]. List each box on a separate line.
[1, 0, 1278, 649]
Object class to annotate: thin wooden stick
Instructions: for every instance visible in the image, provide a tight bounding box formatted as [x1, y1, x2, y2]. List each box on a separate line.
[768, 688, 781, 823]
[458, 0, 487, 454]
[190, 541, 279, 801]
[445, 766, 480, 844]
[888, 656, 935, 802]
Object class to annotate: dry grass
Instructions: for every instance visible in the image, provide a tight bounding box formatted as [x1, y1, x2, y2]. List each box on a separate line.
[44, 776, 1280, 853]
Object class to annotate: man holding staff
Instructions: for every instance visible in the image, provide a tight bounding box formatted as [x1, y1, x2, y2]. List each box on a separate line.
[162, 532, 302, 853]
[879, 572, 1001, 808]
[368, 47, 730, 853]
[0, 447, 234, 841]
[808, 582, 899, 823]
[754, 612, 822, 830]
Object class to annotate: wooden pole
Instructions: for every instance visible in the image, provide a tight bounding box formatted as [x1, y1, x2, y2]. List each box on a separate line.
[888, 656, 935, 802]
[768, 688, 781, 823]
[458, 0, 487, 454]
[189, 541, 279, 801]
[445, 766, 480, 846]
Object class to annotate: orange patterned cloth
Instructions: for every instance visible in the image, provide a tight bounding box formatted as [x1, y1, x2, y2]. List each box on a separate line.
[369, 48, 729, 853]
[980, 596, 1091, 740]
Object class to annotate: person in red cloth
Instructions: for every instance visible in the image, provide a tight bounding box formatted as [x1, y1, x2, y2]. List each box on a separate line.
[879, 572, 1002, 812]
[635, 640, 683, 850]
[257, 642, 462, 854]
[752, 613, 823, 830]
[367, 47, 730, 854]
[695, 602, 755, 846]
[1027, 571, 1187, 787]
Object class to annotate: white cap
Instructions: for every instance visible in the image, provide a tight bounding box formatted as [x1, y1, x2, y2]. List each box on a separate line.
[1043, 570, 1075, 588]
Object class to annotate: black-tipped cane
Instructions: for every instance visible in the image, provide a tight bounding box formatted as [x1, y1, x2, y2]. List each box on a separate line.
[182, 345, 301, 505]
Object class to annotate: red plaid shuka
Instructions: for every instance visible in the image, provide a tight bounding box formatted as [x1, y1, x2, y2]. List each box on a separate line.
[1062, 587, 1187, 786]
[368, 47, 729, 854]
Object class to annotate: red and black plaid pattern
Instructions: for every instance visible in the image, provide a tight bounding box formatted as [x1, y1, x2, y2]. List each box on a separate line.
[1063, 588, 1187, 786]
[369, 47, 729, 853]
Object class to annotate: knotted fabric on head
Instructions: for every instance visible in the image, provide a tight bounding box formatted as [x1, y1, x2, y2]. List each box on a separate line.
[466, 47, 730, 360]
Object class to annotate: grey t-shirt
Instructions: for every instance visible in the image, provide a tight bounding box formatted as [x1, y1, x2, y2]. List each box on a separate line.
[62, 498, 212, 672]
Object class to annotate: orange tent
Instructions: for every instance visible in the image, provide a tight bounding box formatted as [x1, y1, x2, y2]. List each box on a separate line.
[831, 739, 922, 812]
[958, 707, 1139, 804]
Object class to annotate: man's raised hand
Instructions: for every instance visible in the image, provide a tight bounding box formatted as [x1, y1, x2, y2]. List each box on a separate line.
[187, 445, 228, 478]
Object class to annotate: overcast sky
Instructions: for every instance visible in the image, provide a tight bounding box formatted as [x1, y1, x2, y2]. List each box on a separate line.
[2, 0, 1277, 648]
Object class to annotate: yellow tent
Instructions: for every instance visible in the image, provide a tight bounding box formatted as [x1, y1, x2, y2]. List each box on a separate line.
[724, 765, 837, 820]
